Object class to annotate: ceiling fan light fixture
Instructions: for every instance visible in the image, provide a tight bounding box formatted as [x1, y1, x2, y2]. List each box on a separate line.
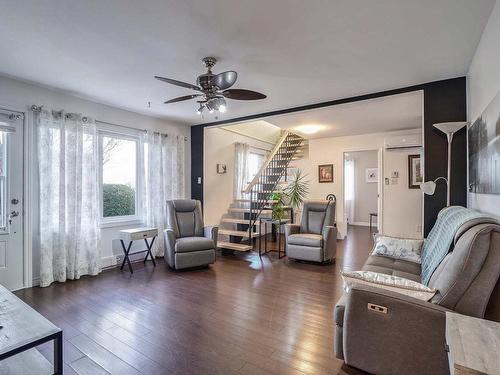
[156, 57, 265, 114]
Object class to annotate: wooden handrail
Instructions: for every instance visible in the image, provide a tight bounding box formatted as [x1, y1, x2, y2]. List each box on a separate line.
[243, 130, 290, 194]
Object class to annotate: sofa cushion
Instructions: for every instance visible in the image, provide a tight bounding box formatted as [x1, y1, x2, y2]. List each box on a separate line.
[362, 254, 421, 282]
[371, 235, 423, 264]
[342, 270, 437, 301]
[287, 233, 323, 247]
[175, 237, 214, 253]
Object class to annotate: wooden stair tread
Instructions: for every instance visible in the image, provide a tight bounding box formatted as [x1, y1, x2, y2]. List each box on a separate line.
[217, 241, 252, 252]
[221, 218, 255, 225]
[219, 229, 260, 238]
[235, 199, 279, 204]
[229, 208, 273, 214]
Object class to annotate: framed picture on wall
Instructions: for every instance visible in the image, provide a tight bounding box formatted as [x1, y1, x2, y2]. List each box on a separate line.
[365, 168, 378, 183]
[408, 154, 423, 189]
[318, 164, 334, 183]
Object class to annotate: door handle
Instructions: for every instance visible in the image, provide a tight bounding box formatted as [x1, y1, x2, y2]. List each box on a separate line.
[9, 211, 19, 225]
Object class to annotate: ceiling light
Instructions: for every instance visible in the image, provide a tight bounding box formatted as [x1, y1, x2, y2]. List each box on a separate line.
[295, 125, 323, 134]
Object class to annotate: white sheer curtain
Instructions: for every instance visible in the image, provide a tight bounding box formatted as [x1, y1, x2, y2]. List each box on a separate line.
[36, 109, 101, 287]
[234, 142, 250, 199]
[141, 130, 186, 256]
[344, 159, 355, 225]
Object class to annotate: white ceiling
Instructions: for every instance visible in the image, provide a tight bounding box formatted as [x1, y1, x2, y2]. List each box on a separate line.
[0, 0, 495, 125]
[235, 91, 423, 139]
[220, 120, 281, 144]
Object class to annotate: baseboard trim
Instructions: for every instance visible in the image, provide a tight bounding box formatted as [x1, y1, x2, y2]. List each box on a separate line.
[350, 221, 376, 227]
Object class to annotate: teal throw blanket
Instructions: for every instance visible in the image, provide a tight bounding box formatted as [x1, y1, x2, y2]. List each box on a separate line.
[421, 206, 488, 285]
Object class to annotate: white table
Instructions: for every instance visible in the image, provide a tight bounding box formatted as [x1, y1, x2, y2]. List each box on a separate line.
[0, 284, 62, 374]
[119, 227, 158, 273]
[446, 311, 500, 374]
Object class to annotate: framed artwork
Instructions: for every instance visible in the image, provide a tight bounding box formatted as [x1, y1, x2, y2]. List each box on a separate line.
[318, 164, 333, 183]
[408, 154, 423, 189]
[365, 168, 378, 183]
[216, 164, 227, 174]
[469, 91, 500, 194]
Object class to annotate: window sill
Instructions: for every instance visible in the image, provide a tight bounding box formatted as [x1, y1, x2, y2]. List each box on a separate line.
[99, 218, 143, 229]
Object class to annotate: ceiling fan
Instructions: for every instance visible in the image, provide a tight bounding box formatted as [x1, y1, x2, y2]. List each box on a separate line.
[155, 57, 267, 115]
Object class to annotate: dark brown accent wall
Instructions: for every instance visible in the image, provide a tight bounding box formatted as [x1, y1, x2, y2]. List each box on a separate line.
[423, 78, 467, 234]
[191, 77, 467, 236]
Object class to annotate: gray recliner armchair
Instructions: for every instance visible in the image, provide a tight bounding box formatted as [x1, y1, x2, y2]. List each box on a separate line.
[164, 199, 218, 270]
[284, 200, 337, 263]
[335, 210, 500, 375]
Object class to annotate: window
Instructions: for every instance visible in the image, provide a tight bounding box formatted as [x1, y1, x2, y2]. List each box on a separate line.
[248, 151, 266, 180]
[99, 132, 139, 223]
[0, 132, 7, 230]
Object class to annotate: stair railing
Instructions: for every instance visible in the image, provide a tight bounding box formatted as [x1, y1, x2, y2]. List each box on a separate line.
[246, 132, 304, 240]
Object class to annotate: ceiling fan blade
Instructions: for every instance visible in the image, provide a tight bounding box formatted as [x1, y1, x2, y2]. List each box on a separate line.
[164, 94, 201, 104]
[222, 89, 267, 100]
[154, 76, 201, 91]
[212, 71, 238, 90]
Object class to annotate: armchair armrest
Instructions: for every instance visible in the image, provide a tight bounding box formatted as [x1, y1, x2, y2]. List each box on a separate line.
[204, 225, 218, 248]
[284, 223, 300, 237]
[322, 225, 337, 261]
[163, 228, 176, 267]
[342, 284, 450, 375]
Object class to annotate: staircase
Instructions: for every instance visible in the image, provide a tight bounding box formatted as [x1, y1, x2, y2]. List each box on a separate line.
[217, 131, 307, 252]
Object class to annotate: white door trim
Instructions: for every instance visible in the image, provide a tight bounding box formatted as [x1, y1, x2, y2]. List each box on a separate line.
[0, 103, 33, 289]
[341, 147, 384, 238]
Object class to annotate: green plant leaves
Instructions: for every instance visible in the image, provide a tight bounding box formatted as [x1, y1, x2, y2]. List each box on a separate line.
[284, 169, 310, 210]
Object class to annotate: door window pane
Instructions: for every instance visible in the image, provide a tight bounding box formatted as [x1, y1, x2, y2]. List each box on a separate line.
[102, 136, 137, 218]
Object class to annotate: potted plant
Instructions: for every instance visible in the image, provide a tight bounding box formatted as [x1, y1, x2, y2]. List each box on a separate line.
[284, 169, 309, 222]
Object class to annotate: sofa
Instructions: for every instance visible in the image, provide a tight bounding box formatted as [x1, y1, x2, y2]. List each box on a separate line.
[335, 208, 500, 375]
[164, 199, 218, 270]
[284, 200, 337, 263]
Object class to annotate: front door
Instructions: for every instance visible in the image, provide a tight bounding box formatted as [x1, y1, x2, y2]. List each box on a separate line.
[0, 109, 24, 290]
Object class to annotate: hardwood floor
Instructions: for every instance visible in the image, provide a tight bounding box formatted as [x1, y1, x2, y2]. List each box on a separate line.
[15, 226, 374, 375]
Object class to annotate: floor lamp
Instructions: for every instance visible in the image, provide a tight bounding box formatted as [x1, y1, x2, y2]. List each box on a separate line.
[421, 122, 468, 206]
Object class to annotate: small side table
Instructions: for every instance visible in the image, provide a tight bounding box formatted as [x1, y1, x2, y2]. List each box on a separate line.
[258, 218, 289, 259]
[119, 227, 158, 273]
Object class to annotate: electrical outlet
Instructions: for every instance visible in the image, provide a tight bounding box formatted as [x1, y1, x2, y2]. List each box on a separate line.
[116, 255, 124, 265]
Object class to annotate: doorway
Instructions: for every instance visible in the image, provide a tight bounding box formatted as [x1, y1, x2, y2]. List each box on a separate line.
[0, 109, 24, 290]
[343, 150, 380, 237]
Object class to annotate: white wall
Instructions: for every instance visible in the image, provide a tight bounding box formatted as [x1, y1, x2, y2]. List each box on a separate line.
[293, 128, 423, 239]
[467, 0, 500, 217]
[347, 150, 378, 225]
[203, 127, 272, 226]
[383, 148, 423, 238]
[0, 75, 190, 285]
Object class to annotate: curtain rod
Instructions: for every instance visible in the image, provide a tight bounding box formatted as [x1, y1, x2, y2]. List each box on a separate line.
[31, 105, 187, 141]
[97, 120, 188, 141]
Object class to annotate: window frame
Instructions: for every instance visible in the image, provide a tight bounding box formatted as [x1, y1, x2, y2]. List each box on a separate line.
[97, 127, 143, 228]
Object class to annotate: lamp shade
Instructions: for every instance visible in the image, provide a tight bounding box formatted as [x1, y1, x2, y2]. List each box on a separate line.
[433, 122, 468, 135]
[420, 181, 437, 195]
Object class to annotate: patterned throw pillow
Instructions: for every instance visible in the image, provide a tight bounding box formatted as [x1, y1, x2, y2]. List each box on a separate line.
[371, 235, 424, 264]
[341, 270, 436, 301]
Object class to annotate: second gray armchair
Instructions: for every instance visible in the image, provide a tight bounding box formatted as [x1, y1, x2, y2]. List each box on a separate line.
[164, 199, 218, 270]
[285, 200, 337, 263]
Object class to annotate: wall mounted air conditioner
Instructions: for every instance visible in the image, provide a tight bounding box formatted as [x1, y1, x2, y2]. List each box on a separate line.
[384, 134, 422, 150]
